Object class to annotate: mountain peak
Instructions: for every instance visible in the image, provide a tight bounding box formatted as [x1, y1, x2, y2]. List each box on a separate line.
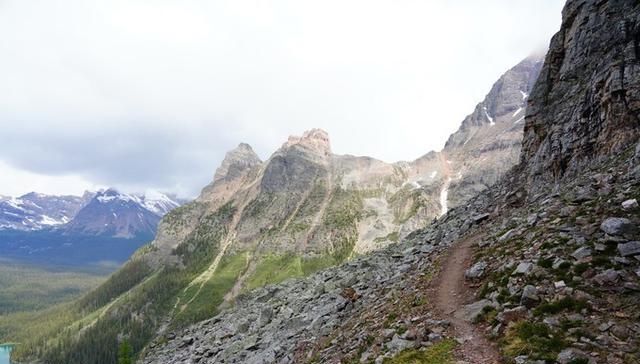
[304, 128, 329, 140]
[282, 128, 331, 158]
[20, 192, 47, 199]
[213, 143, 262, 183]
[236, 142, 253, 150]
[443, 55, 544, 150]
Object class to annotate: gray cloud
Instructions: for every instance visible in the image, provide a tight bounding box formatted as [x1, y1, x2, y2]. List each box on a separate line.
[0, 0, 565, 197]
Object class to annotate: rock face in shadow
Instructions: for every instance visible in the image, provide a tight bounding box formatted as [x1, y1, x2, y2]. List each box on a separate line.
[521, 0, 640, 190]
[260, 129, 331, 193]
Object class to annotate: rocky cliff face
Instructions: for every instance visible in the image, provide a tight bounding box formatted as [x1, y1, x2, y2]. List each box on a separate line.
[522, 0, 640, 191]
[212, 143, 263, 184]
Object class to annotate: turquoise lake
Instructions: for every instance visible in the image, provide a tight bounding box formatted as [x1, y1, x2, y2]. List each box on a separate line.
[0, 345, 12, 364]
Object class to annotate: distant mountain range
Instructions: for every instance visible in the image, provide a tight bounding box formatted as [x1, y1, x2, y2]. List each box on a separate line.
[0, 192, 92, 231]
[0, 189, 181, 236]
[64, 189, 181, 239]
[0, 189, 183, 266]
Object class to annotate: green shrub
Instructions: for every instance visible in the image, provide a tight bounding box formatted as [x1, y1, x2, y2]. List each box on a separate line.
[533, 297, 590, 316]
[573, 263, 589, 275]
[537, 258, 553, 269]
[475, 306, 498, 324]
[383, 339, 456, 364]
[503, 321, 565, 360]
[568, 359, 589, 364]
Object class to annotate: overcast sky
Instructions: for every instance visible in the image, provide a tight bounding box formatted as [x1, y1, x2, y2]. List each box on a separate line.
[0, 0, 564, 198]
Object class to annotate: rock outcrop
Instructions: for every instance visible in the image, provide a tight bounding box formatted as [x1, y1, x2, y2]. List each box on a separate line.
[212, 143, 263, 184]
[521, 0, 640, 191]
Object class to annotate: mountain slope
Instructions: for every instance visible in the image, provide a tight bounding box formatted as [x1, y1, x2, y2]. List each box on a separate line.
[8, 58, 544, 364]
[139, 1, 640, 363]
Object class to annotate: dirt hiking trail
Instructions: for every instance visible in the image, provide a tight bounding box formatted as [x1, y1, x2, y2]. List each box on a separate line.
[431, 233, 502, 364]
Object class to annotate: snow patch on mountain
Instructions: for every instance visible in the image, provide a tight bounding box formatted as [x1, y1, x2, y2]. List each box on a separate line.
[483, 106, 495, 126]
[40, 215, 65, 226]
[142, 191, 181, 216]
[94, 189, 179, 217]
[512, 107, 523, 117]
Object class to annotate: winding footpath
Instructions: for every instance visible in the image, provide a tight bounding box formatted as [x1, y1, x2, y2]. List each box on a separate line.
[432, 234, 502, 364]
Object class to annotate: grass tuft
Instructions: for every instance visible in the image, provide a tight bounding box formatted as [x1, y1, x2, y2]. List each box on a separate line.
[383, 339, 456, 364]
[503, 321, 565, 361]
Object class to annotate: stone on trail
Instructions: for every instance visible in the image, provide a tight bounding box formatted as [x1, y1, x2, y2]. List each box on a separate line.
[465, 261, 487, 279]
[460, 299, 498, 322]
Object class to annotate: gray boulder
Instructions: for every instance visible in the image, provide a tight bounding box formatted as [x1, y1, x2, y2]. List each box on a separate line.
[571, 247, 592, 260]
[386, 334, 413, 352]
[600, 217, 635, 236]
[460, 299, 498, 322]
[557, 348, 591, 364]
[622, 199, 638, 210]
[472, 213, 490, 224]
[465, 261, 488, 279]
[617, 241, 640, 257]
[594, 269, 620, 285]
[520, 285, 539, 307]
[499, 229, 517, 242]
[513, 262, 533, 275]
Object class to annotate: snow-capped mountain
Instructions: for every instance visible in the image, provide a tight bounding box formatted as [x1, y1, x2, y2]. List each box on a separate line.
[0, 192, 93, 231]
[63, 189, 181, 239]
[140, 190, 182, 216]
[0, 189, 182, 238]
[0, 189, 183, 266]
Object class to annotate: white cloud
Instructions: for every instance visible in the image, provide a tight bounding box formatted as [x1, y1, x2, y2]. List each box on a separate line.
[0, 161, 100, 197]
[0, 0, 565, 197]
